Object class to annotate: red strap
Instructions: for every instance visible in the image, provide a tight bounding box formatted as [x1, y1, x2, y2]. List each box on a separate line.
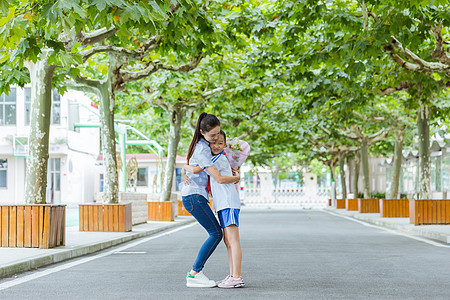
[206, 175, 211, 194]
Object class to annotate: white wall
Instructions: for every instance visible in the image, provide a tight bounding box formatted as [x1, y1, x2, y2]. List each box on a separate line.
[0, 86, 100, 205]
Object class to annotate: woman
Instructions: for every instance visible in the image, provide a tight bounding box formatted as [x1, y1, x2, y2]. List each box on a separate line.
[182, 113, 240, 288]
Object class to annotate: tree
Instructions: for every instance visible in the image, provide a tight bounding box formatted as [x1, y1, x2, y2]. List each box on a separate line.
[259, 0, 450, 199]
[65, 0, 231, 203]
[0, 0, 140, 203]
[124, 61, 225, 202]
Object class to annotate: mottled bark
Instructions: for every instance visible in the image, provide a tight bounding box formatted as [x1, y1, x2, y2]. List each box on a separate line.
[353, 150, 361, 197]
[24, 50, 56, 204]
[339, 152, 347, 199]
[99, 55, 121, 203]
[389, 130, 405, 199]
[161, 106, 184, 202]
[329, 163, 337, 198]
[417, 104, 431, 199]
[360, 138, 370, 199]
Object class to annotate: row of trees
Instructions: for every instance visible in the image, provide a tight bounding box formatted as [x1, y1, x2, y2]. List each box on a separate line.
[1, 0, 449, 204]
[238, 0, 450, 199]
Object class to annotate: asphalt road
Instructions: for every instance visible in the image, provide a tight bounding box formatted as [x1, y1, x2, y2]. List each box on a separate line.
[1, 209, 450, 300]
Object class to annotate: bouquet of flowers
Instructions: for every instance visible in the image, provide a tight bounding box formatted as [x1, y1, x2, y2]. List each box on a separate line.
[225, 138, 250, 169]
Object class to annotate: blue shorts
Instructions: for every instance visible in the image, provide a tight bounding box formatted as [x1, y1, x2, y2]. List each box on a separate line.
[217, 208, 240, 228]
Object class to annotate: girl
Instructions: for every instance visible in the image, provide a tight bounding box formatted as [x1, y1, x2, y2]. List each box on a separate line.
[182, 113, 240, 288]
[184, 130, 245, 288]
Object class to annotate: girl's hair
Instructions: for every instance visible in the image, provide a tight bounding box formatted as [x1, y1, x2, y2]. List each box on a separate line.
[219, 130, 226, 142]
[187, 113, 220, 163]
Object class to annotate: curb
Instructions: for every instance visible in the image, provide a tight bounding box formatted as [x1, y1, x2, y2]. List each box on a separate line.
[0, 218, 196, 279]
[325, 208, 450, 244]
[352, 214, 450, 244]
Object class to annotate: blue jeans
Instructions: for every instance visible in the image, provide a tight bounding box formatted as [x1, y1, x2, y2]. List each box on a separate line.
[182, 194, 223, 272]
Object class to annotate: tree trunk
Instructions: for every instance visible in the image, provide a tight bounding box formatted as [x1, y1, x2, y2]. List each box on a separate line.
[417, 104, 431, 199]
[339, 152, 347, 199]
[360, 137, 371, 199]
[389, 130, 405, 199]
[353, 150, 361, 197]
[273, 162, 280, 203]
[99, 56, 120, 203]
[24, 50, 56, 204]
[329, 162, 337, 198]
[161, 106, 183, 202]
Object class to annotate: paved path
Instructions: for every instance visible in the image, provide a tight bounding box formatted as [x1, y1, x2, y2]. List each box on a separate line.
[1, 209, 450, 299]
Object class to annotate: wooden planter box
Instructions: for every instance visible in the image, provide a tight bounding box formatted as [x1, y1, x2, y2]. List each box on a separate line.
[346, 198, 359, 211]
[409, 199, 450, 225]
[178, 200, 191, 216]
[79, 203, 132, 232]
[177, 200, 214, 216]
[380, 199, 409, 218]
[148, 201, 176, 221]
[358, 198, 380, 213]
[119, 193, 147, 225]
[336, 199, 346, 209]
[0, 204, 65, 249]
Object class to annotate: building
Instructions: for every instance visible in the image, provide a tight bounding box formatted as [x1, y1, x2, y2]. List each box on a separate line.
[345, 156, 387, 198]
[94, 153, 186, 199]
[0, 86, 183, 205]
[0, 86, 102, 205]
[382, 140, 450, 199]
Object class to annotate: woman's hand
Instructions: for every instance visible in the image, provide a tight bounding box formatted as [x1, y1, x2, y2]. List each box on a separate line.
[182, 167, 191, 185]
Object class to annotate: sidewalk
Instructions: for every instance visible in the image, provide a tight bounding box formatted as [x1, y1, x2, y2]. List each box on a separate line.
[325, 207, 450, 244]
[0, 216, 195, 279]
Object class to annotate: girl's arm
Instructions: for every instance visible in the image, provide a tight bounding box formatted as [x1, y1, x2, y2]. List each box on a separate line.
[205, 165, 240, 184]
[184, 164, 203, 174]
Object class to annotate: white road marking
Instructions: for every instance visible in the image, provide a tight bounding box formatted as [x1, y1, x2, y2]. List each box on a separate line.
[0, 222, 197, 291]
[323, 210, 450, 248]
[113, 251, 147, 254]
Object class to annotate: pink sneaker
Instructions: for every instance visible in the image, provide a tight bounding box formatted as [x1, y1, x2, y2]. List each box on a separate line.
[216, 275, 231, 285]
[218, 276, 245, 288]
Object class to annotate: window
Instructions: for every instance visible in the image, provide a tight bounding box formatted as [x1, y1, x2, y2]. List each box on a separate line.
[48, 158, 61, 192]
[25, 88, 31, 125]
[24, 88, 60, 125]
[175, 168, 182, 191]
[100, 174, 104, 192]
[0, 88, 16, 125]
[51, 89, 61, 125]
[431, 156, 442, 192]
[0, 159, 7, 188]
[137, 168, 148, 186]
[443, 153, 450, 192]
[68, 100, 80, 132]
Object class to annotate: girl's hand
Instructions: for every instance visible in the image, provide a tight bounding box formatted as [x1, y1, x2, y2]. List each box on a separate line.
[232, 169, 240, 183]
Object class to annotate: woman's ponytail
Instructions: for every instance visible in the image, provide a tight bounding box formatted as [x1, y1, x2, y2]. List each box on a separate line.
[187, 113, 220, 163]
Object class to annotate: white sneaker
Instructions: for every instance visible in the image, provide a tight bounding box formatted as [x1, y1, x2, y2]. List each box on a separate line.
[186, 271, 217, 288]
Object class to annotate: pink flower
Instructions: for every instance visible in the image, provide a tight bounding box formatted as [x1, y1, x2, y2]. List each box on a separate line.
[225, 138, 250, 169]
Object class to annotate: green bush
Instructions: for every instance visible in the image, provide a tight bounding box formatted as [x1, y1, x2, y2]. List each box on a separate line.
[356, 192, 386, 198]
[371, 192, 385, 199]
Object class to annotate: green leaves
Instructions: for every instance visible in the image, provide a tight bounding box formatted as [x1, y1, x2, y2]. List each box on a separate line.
[0, 0, 8, 13]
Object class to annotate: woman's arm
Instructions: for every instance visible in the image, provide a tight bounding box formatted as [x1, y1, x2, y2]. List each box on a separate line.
[184, 164, 203, 174]
[206, 165, 240, 184]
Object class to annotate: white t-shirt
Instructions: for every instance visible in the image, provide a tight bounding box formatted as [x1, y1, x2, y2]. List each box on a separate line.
[181, 138, 213, 200]
[208, 152, 241, 212]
